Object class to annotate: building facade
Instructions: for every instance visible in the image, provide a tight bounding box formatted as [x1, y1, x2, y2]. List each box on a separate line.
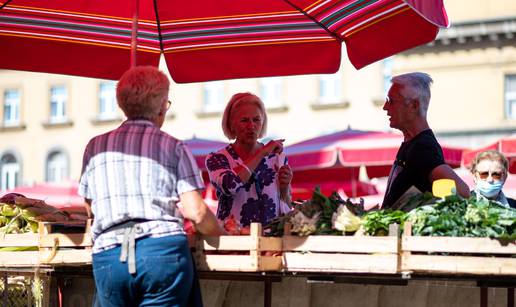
[0, 0, 515, 190]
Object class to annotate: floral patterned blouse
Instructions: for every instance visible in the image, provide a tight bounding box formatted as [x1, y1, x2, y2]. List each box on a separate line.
[205, 145, 291, 227]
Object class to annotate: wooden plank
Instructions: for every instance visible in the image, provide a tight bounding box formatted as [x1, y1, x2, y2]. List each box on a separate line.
[198, 254, 282, 272]
[257, 256, 282, 271]
[283, 253, 398, 273]
[199, 235, 282, 251]
[197, 255, 258, 272]
[0, 233, 38, 247]
[402, 254, 516, 275]
[283, 235, 398, 253]
[39, 250, 92, 265]
[258, 237, 282, 251]
[403, 236, 516, 254]
[39, 233, 92, 247]
[0, 251, 39, 266]
[199, 236, 257, 251]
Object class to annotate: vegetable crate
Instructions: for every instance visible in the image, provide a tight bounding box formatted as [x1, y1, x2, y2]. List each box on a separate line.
[0, 220, 92, 267]
[193, 223, 282, 272]
[282, 230, 400, 274]
[401, 223, 516, 276]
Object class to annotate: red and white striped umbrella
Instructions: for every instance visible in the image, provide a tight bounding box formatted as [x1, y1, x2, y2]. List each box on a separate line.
[286, 129, 464, 179]
[461, 134, 516, 173]
[0, 0, 448, 82]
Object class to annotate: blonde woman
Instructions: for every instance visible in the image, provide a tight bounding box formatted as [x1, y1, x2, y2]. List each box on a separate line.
[206, 92, 292, 227]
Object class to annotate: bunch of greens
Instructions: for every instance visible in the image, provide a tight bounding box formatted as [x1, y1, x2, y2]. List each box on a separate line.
[264, 187, 361, 236]
[361, 209, 408, 236]
[407, 195, 516, 239]
[0, 204, 39, 235]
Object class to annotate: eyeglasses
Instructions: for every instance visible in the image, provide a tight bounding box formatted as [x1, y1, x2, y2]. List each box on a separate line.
[476, 171, 503, 181]
[385, 97, 395, 104]
[385, 96, 413, 105]
[166, 100, 172, 110]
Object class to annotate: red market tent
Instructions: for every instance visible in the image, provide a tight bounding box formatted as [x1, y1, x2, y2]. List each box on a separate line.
[1, 139, 227, 214]
[4, 179, 219, 215]
[461, 135, 516, 173]
[183, 137, 227, 172]
[285, 129, 464, 181]
[4, 181, 85, 214]
[0, 0, 449, 82]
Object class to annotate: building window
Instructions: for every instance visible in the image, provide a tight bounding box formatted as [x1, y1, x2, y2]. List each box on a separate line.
[505, 75, 516, 119]
[260, 77, 283, 108]
[0, 153, 20, 191]
[3, 89, 20, 127]
[46, 151, 68, 183]
[203, 81, 225, 113]
[50, 85, 67, 123]
[318, 73, 342, 104]
[98, 81, 117, 120]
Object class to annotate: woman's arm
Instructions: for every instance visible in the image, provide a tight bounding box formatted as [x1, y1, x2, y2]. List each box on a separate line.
[205, 152, 245, 196]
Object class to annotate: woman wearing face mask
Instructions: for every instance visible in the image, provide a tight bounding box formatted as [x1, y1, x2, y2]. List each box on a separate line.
[470, 150, 516, 208]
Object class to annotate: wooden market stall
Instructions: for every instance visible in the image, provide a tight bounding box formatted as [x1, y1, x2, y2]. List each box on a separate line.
[0, 215, 514, 307]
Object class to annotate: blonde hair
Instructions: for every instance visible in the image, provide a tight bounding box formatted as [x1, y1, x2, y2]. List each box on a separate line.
[221, 92, 267, 140]
[116, 66, 170, 120]
[470, 150, 509, 176]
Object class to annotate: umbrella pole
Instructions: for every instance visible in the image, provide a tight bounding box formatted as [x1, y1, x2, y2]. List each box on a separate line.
[130, 0, 140, 67]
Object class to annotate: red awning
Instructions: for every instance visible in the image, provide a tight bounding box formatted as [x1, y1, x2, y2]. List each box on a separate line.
[462, 135, 516, 173]
[286, 129, 464, 179]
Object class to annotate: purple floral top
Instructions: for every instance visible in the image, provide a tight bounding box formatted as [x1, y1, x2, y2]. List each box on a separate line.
[205, 145, 291, 227]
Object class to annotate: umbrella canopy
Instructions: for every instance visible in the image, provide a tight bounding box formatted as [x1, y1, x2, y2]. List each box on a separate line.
[183, 137, 227, 171]
[285, 129, 464, 179]
[4, 180, 85, 213]
[461, 135, 516, 173]
[0, 0, 448, 82]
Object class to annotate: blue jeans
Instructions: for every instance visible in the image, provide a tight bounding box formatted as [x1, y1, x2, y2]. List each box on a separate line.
[92, 235, 194, 307]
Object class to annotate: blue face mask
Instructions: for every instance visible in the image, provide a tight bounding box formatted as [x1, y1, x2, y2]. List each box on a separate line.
[476, 180, 503, 198]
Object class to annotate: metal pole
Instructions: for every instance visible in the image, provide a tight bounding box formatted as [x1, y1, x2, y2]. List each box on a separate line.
[130, 0, 140, 67]
[480, 287, 488, 307]
[264, 278, 272, 307]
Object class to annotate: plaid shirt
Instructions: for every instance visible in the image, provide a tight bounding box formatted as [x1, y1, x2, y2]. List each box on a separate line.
[78, 120, 204, 253]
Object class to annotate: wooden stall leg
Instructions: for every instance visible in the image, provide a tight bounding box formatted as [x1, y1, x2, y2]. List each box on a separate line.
[508, 287, 514, 307]
[2, 273, 7, 307]
[480, 287, 488, 307]
[264, 278, 272, 307]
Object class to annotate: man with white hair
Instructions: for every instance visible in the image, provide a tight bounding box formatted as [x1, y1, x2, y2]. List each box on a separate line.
[382, 72, 469, 208]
